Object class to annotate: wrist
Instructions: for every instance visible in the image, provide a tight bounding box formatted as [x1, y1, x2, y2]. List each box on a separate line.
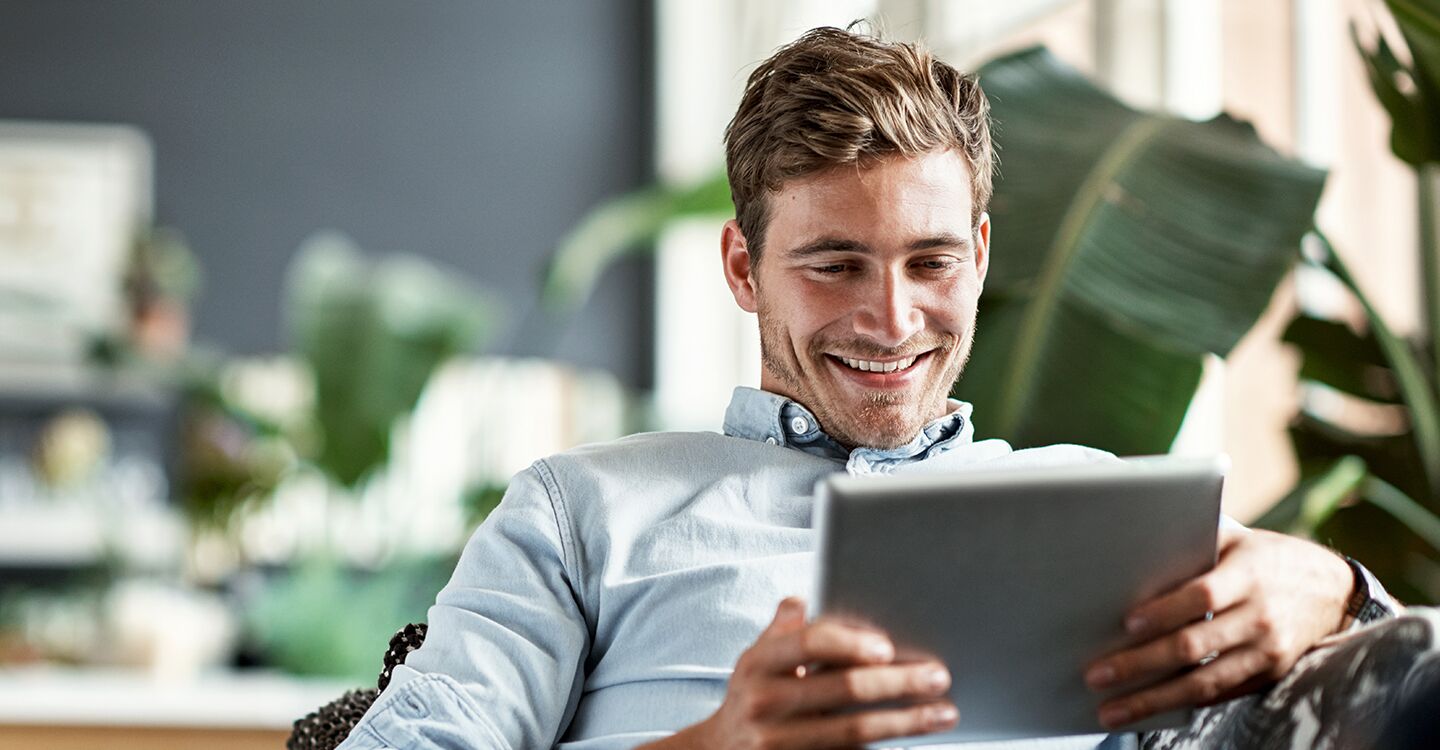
[1338, 554, 1396, 628]
[1329, 551, 1358, 634]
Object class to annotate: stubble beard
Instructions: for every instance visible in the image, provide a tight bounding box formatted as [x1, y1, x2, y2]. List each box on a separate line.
[756, 305, 971, 450]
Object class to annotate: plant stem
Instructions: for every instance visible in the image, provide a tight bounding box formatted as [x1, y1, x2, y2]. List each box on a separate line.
[1292, 455, 1368, 536]
[1364, 475, 1440, 556]
[1422, 164, 1440, 388]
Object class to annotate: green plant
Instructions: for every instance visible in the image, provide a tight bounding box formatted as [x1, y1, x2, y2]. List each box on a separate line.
[953, 47, 1325, 455]
[233, 232, 497, 677]
[1262, 233, 1440, 603]
[1258, 0, 1440, 604]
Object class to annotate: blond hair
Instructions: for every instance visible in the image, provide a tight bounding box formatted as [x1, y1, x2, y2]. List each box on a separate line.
[723, 26, 994, 261]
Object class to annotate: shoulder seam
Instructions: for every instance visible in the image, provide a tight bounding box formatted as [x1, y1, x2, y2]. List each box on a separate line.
[531, 458, 578, 582]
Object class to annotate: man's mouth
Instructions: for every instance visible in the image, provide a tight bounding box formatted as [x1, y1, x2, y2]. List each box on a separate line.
[826, 352, 931, 381]
[835, 354, 920, 373]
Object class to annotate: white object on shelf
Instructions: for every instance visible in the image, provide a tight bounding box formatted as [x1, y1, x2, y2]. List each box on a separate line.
[0, 666, 349, 730]
[0, 503, 181, 567]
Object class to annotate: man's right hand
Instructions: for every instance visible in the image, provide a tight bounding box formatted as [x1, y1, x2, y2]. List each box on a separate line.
[648, 597, 958, 749]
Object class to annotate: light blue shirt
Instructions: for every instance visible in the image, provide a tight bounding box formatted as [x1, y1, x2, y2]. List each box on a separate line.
[338, 387, 1134, 749]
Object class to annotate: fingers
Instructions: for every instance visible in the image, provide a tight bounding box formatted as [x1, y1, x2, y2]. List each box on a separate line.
[742, 618, 895, 677]
[771, 661, 951, 716]
[1096, 646, 1272, 729]
[1124, 563, 1251, 642]
[1086, 605, 1263, 691]
[763, 700, 959, 749]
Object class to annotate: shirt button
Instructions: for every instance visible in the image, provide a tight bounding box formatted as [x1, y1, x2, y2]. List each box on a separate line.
[789, 416, 809, 435]
[765, 436, 779, 446]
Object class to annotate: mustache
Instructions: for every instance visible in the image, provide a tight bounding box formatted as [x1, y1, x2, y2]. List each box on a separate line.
[811, 333, 956, 360]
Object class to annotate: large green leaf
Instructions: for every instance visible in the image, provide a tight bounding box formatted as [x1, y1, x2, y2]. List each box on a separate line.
[955, 48, 1326, 452]
[959, 295, 1203, 456]
[287, 232, 491, 488]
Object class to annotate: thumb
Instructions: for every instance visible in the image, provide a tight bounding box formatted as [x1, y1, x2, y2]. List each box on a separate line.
[769, 596, 807, 632]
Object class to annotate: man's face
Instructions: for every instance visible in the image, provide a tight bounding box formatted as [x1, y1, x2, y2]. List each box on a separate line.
[722, 150, 990, 450]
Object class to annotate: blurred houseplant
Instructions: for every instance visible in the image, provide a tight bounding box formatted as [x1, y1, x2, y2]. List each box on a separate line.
[1256, 0, 1440, 604]
[180, 231, 493, 678]
[181, 231, 492, 533]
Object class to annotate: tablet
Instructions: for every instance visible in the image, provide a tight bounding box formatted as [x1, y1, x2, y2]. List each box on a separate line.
[812, 455, 1226, 744]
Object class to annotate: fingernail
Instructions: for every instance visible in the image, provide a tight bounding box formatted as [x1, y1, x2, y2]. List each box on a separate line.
[1100, 706, 1131, 727]
[1125, 615, 1147, 634]
[928, 704, 959, 726]
[863, 637, 893, 661]
[1085, 664, 1115, 688]
[926, 667, 950, 692]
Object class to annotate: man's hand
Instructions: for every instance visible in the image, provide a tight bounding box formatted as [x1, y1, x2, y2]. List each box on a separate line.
[1084, 527, 1354, 729]
[647, 597, 957, 749]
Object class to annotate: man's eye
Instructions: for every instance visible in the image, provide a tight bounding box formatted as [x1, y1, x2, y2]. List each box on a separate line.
[813, 263, 850, 274]
[918, 258, 959, 271]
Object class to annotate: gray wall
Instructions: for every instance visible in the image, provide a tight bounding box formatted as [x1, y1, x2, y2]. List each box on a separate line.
[0, 0, 655, 387]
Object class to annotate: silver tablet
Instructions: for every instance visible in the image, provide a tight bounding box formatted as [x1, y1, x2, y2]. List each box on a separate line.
[812, 455, 1226, 744]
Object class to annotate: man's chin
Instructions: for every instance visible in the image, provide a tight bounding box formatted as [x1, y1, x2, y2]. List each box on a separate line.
[829, 413, 924, 451]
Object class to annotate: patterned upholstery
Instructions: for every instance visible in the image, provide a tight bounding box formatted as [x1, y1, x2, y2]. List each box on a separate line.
[288, 623, 428, 750]
[1142, 609, 1440, 750]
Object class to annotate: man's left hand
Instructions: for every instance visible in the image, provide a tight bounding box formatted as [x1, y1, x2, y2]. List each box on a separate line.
[1083, 526, 1354, 729]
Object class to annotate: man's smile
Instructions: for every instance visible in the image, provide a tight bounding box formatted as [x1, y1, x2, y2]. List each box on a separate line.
[824, 350, 935, 389]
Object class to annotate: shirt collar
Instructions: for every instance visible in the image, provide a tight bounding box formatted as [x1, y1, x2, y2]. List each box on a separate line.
[721, 386, 975, 470]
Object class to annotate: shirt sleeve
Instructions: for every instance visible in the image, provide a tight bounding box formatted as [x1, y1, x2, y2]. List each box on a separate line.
[337, 461, 590, 749]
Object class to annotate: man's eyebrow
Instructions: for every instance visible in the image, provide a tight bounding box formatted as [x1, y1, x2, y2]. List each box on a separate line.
[908, 233, 973, 252]
[784, 234, 972, 257]
[784, 238, 872, 257]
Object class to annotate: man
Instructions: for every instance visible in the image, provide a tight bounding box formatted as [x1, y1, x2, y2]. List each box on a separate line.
[338, 27, 1395, 749]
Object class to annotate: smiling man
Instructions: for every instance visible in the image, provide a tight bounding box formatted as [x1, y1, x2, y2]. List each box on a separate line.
[336, 27, 1398, 750]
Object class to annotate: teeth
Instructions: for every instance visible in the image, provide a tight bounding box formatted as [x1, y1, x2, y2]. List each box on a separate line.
[838, 355, 918, 373]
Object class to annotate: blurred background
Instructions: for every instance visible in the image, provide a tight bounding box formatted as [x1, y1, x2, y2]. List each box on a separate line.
[1, 0, 1438, 747]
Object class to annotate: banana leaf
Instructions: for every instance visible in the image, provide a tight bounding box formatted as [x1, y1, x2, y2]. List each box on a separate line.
[955, 48, 1326, 454]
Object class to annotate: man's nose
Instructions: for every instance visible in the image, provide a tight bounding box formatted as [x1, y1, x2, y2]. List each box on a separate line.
[853, 273, 923, 347]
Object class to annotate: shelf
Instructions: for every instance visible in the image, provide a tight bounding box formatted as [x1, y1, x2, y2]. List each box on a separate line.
[0, 505, 181, 568]
[0, 666, 350, 730]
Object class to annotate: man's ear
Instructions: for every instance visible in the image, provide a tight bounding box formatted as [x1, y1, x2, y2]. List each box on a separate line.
[721, 219, 759, 313]
[974, 211, 991, 291]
